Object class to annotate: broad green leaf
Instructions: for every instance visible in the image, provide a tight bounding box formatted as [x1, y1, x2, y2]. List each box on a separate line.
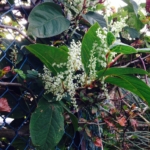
[97, 67, 148, 78]
[26, 44, 68, 75]
[123, 27, 140, 39]
[30, 99, 64, 150]
[59, 101, 78, 131]
[59, 45, 69, 52]
[107, 32, 115, 47]
[28, 2, 70, 38]
[127, 12, 144, 31]
[110, 42, 137, 54]
[137, 48, 150, 53]
[81, 23, 102, 75]
[82, 11, 107, 28]
[105, 75, 150, 106]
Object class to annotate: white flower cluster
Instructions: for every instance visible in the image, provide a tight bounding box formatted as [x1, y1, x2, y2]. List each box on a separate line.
[87, 27, 111, 99]
[68, 40, 83, 70]
[88, 42, 97, 81]
[96, 27, 108, 68]
[9, 45, 18, 65]
[40, 27, 115, 108]
[39, 66, 66, 101]
[109, 17, 127, 37]
[64, 0, 100, 20]
[64, 0, 84, 20]
[40, 40, 86, 109]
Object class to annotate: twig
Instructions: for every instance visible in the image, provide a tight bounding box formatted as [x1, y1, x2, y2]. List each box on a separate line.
[121, 99, 150, 126]
[0, 82, 36, 101]
[138, 56, 148, 85]
[121, 54, 150, 67]
[66, 121, 105, 125]
[117, 88, 150, 126]
[0, 24, 36, 44]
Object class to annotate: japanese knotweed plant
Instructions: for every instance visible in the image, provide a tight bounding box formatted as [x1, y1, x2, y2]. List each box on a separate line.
[26, 22, 150, 107]
[26, 22, 150, 150]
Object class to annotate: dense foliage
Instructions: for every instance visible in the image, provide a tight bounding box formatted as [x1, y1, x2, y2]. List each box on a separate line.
[1, 0, 150, 149]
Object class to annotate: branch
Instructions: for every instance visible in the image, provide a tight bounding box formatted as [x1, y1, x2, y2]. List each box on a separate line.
[0, 82, 36, 102]
[0, 24, 36, 44]
[0, 125, 29, 138]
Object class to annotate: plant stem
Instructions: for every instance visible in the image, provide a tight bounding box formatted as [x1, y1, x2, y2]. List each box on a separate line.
[138, 56, 148, 85]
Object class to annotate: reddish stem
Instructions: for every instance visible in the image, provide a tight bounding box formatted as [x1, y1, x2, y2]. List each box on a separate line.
[107, 54, 123, 68]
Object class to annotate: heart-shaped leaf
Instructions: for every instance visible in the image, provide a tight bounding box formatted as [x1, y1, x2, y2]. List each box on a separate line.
[28, 2, 70, 38]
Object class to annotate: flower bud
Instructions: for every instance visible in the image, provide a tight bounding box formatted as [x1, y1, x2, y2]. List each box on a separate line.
[2, 66, 11, 73]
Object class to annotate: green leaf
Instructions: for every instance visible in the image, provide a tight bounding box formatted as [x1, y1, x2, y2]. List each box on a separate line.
[107, 32, 115, 47]
[59, 45, 69, 52]
[127, 12, 144, 31]
[30, 99, 64, 150]
[137, 48, 150, 53]
[110, 42, 137, 54]
[82, 11, 107, 28]
[14, 69, 26, 79]
[25, 44, 68, 75]
[81, 23, 101, 75]
[28, 2, 70, 38]
[123, 26, 140, 39]
[68, 113, 78, 131]
[105, 75, 150, 106]
[95, 3, 105, 11]
[97, 67, 148, 78]
[123, 0, 138, 15]
[26, 70, 38, 79]
[130, 0, 138, 16]
[59, 101, 78, 131]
